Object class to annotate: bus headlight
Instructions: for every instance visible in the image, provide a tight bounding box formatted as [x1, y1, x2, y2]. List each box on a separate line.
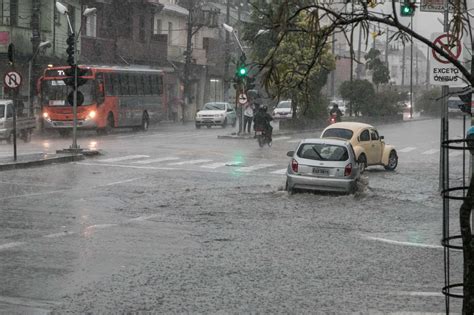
[87, 111, 97, 119]
[43, 112, 51, 121]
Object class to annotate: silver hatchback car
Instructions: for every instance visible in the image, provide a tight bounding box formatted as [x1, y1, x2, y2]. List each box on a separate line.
[286, 138, 360, 194]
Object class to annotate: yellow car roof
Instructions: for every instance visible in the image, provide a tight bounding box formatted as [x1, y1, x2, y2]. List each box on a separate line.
[325, 122, 374, 133]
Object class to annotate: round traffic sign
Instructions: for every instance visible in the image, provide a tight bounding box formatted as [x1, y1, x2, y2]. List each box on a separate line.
[238, 93, 248, 105]
[4, 71, 22, 89]
[432, 34, 462, 64]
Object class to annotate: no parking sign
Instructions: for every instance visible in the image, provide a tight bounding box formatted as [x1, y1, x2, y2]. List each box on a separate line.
[429, 33, 464, 86]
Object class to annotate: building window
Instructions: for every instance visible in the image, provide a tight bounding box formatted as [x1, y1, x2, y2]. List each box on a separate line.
[10, 0, 18, 26]
[85, 13, 97, 37]
[138, 15, 145, 42]
[155, 18, 162, 34]
[168, 22, 173, 44]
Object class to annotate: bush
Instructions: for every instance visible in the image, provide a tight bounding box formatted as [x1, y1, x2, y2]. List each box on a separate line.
[415, 88, 442, 116]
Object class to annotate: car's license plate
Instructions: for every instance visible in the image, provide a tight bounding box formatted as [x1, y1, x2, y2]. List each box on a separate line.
[255, 131, 262, 135]
[312, 167, 329, 176]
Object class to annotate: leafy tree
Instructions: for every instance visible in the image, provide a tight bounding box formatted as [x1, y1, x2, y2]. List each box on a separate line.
[244, 2, 335, 118]
[365, 48, 390, 90]
[415, 88, 442, 116]
[339, 80, 375, 116]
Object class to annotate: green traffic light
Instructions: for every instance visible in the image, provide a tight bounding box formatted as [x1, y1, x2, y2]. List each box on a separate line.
[400, 2, 414, 16]
[239, 67, 247, 76]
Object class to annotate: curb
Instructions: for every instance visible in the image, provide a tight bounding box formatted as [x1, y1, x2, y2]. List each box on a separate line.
[0, 154, 85, 171]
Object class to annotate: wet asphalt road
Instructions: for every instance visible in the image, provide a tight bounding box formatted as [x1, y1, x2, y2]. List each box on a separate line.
[0, 118, 469, 314]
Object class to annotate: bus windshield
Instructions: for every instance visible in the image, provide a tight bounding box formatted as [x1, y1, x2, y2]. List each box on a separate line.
[41, 79, 96, 106]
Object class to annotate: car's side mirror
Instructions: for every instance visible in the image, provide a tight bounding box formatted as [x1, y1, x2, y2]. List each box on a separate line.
[286, 150, 294, 157]
[380, 136, 384, 140]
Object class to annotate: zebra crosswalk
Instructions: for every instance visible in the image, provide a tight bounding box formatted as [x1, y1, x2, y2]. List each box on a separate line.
[90, 155, 288, 175]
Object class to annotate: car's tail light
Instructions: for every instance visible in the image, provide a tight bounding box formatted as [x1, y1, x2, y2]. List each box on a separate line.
[291, 159, 298, 172]
[344, 163, 352, 176]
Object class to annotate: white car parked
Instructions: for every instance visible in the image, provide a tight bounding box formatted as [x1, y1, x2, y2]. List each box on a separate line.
[272, 100, 293, 119]
[195, 102, 237, 129]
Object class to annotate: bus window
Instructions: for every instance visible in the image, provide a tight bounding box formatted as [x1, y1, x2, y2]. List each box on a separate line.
[129, 74, 137, 95]
[41, 79, 96, 106]
[158, 75, 163, 95]
[104, 73, 113, 96]
[111, 73, 120, 95]
[151, 74, 160, 95]
[136, 74, 144, 95]
[143, 75, 151, 95]
[120, 74, 129, 95]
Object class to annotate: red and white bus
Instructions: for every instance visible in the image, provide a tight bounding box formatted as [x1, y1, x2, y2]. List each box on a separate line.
[39, 66, 165, 136]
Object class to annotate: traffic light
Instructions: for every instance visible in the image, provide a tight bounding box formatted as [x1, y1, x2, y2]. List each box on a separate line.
[400, 0, 415, 16]
[64, 66, 89, 88]
[66, 33, 75, 66]
[237, 66, 247, 77]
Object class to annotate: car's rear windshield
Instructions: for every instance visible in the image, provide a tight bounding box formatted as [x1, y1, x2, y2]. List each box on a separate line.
[277, 101, 291, 109]
[203, 103, 226, 110]
[297, 143, 349, 161]
[322, 128, 353, 140]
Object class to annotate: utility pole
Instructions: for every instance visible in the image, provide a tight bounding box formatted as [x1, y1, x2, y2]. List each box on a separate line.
[223, 0, 230, 102]
[401, 43, 406, 86]
[330, 32, 335, 99]
[384, 26, 389, 67]
[30, 0, 41, 116]
[409, 14, 413, 119]
[183, 2, 194, 122]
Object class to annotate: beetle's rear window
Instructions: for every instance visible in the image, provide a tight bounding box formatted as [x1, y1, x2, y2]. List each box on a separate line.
[297, 143, 349, 161]
[322, 128, 353, 140]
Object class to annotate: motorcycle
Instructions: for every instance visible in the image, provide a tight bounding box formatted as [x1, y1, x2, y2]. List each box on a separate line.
[328, 114, 338, 125]
[255, 128, 272, 147]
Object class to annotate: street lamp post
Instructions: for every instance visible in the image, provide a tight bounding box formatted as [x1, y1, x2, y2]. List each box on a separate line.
[223, 23, 246, 134]
[55, 2, 96, 153]
[28, 40, 51, 116]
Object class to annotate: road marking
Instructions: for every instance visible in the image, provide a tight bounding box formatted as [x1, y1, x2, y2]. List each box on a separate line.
[43, 231, 75, 238]
[238, 163, 276, 173]
[132, 157, 180, 164]
[287, 139, 301, 143]
[272, 136, 291, 141]
[129, 214, 160, 222]
[78, 162, 176, 171]
[104, 177, 143, 186]
[365, 236, 442, 249]
[390, 291, 444, 298]
[0, 189, 70, 201]
[200, 162, 228, 169]
[0, 241, 25, 251]
[167, 159, 213, 166]
[98, 155, 150, 163]
[86, 223, 118, 230]
[398, 147, 416, 153]
[271, 168, 287, 175]
[421, 149, 439, 155]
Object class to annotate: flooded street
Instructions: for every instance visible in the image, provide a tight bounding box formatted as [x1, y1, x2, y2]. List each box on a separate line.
[0, 118, 467, 313]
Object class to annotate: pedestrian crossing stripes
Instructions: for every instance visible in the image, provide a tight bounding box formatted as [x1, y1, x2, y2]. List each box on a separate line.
[98, 155, 150, 163]
[200, 162, 228, 169]
[167, 159, 213, 166]
[270, 168, 287, 175]
[422, 149, 439, 155]
[237, 163, 276, 173]
[132, 157, 180, 164]
[398, 147, 416, 153]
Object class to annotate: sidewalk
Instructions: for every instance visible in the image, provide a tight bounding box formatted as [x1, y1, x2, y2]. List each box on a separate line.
[0, 152, 85, 171]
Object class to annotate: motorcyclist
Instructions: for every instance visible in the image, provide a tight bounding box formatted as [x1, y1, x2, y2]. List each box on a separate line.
[253, 105, 273, 142]
[329, 103, 343, 122]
